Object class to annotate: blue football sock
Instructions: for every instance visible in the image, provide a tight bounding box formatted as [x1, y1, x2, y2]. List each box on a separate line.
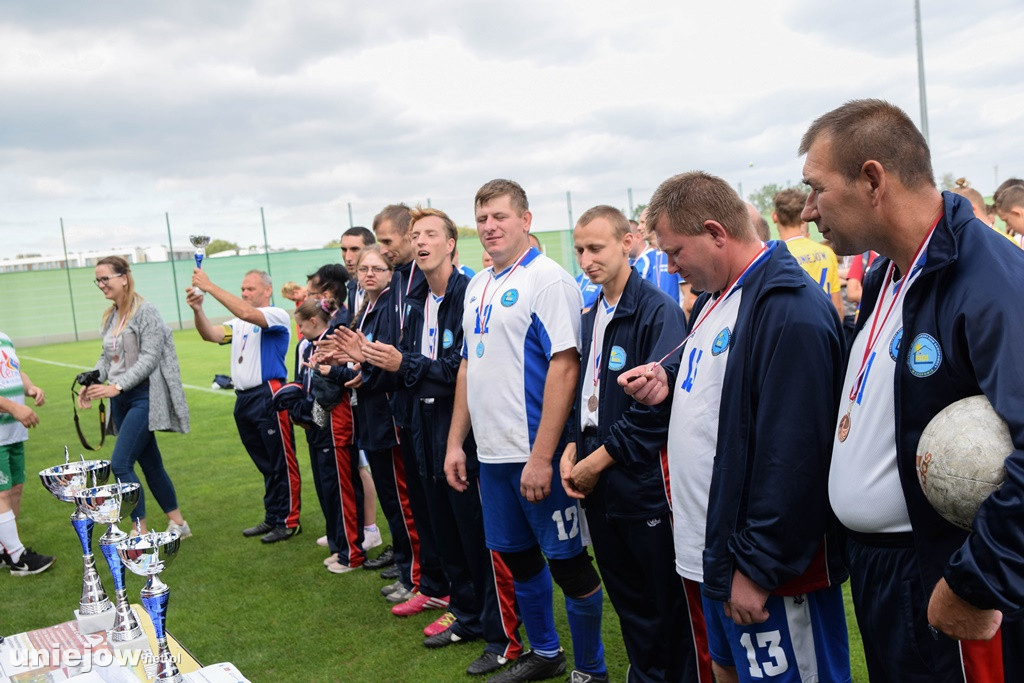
[513, 565, 560, 658]
[565, 588, 606, 673]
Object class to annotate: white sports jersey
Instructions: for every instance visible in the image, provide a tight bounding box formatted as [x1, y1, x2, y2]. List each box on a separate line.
[669, 289, 743, 582]
[420, 292, 444, 360]
[462, 248, 582, 463]
[224, 306, 291, 391]
[580, 298, 616, 430]
[829, 270, 930, 533]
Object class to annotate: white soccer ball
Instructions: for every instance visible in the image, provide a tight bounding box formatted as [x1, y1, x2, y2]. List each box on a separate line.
[916, 395, 1011, 530]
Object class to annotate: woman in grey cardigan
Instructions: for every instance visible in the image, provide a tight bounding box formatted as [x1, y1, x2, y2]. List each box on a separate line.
[77, 256, 191, 537]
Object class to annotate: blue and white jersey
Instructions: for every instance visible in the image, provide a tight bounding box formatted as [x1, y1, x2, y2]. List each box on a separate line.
[575, 272, 602, 311]
[457, 263, 476, 279]
[462, 248, 582, 464]
[635, 248, 682, 303]
[223, 306, 291, 390]
[668, 289, 743, 582]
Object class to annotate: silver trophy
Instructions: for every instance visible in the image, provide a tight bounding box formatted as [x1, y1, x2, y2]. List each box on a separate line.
[74, 482, 148, 649]
[189, 234, 211, 269]
[39, 448, 115, 633]
[118, 529, 183, 683]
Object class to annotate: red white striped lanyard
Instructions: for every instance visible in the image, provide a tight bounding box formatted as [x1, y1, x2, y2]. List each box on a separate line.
[477, 248, 530, 327]
[848, 218, 938, 402]
[651, 244, 769, 368]
[358, 287, 390, 334]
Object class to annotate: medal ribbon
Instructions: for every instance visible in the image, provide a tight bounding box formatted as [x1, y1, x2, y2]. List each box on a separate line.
[397, 261, 417, 332]
[649, 244, 770, 368]
[589, 297, 616, 401]
[358, 287, 390, 334]
[476, 248, 531, 342]
[846, 216, 939, 405]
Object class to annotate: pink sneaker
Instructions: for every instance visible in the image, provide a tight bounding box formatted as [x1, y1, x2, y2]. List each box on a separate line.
[391, 592, 450, 617]
[423, 611, 457, 636]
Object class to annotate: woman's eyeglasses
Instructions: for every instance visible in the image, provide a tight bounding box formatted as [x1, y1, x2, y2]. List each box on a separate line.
[357, 266, 391, 274]
[94, 274, 125, 286]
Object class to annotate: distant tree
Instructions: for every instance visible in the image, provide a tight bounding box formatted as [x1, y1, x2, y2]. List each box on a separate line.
[630, 204, 647, 221]
[457, 227, 477, 240]
[16, 253, 42, 259]
[323, 239, 341, 249]
[747, 182, 809, 214]
[207, 239, 240, 255]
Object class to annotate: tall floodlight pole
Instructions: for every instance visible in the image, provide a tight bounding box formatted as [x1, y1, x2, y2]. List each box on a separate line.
[914, 0, 930, 145]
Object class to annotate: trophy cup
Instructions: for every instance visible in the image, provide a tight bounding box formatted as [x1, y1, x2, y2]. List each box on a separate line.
[39, 449, 115, 633]
[189, 234, 211, 269]
[118, 529, 183, 683]
[74, 482, 149, 650]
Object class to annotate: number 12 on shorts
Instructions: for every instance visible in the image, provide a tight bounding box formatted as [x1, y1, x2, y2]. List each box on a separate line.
[739, 630, 789, 678]
[551, 506, 580, 541]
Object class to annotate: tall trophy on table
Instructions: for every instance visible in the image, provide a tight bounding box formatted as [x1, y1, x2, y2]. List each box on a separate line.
[38, 447, 114, 633]
[118, 528, 183, 683]
[75, 481, 149, 649]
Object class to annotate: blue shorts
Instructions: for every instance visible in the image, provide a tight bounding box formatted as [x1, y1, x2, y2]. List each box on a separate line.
[478, 461, 584, 560]
[701, 583, 850, 682]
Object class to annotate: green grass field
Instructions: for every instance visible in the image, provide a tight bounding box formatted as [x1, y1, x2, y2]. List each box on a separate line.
[3, 332, 868, 681]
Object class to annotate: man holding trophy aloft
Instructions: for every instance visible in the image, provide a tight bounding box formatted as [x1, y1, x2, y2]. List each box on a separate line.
[186, 268, 301, 544]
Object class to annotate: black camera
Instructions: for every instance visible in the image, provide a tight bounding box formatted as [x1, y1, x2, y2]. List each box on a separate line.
[75, 370, 101, 387]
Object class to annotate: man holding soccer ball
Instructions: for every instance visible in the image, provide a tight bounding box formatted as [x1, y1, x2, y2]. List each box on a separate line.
[801, 99, 1024, 681]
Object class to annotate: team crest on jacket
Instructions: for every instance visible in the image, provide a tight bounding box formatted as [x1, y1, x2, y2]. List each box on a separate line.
[501, 289, 519, 307]
[889, 327, 903, 361]
[711, 328, 731, 356]
[442, 329, 454, 349]
[908, 333, 941, 377]
[607, 346, 626, 371]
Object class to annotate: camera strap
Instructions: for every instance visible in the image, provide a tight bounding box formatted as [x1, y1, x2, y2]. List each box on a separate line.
[71, 378, 106, 451]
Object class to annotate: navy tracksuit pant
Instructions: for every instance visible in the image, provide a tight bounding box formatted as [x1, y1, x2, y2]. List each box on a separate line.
[415, 398, 522, 657]
[581, 431, 711, 682]
[365, 445, 421, 591]
[234, 380, 300, 528]
[305, 399, 364, 567]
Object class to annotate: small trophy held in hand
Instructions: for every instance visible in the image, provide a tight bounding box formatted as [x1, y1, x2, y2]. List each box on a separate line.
[189, 234, 211, 269]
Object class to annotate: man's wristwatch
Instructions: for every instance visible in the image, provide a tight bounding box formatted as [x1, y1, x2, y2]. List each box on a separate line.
[113, 383, 123, 393]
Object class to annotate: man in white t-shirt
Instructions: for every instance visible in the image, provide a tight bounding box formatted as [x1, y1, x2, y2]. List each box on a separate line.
[187, 269, 300, 544]
[446, 179, 607, 683]
[622, 172, 850, 683]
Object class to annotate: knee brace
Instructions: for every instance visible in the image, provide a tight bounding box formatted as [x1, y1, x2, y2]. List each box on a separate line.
[500, 546, 547, 583]
[548, 551, 601, 599]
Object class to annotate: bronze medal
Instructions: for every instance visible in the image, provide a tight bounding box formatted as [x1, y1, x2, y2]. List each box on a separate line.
[112, 355, 120, 363]
[238, 355, 244, 364]
[587, 394, 598, 412]
[837, 412, 851, 442]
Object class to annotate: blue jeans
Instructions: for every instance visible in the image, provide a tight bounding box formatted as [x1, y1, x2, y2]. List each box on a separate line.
[109, 381, 179, 521]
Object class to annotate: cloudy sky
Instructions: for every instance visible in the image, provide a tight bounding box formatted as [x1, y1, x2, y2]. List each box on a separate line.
[2, 0, 1022, 258]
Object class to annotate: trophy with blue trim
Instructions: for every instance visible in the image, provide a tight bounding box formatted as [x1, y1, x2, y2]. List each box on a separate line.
[118, 528, 183, 683]
[39, 448, 114, 633]
[188, 234, 212, 269]
[75, 481, 148, 649]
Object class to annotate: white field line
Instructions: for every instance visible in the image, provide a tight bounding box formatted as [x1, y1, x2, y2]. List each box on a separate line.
[21, 356, 233, 396]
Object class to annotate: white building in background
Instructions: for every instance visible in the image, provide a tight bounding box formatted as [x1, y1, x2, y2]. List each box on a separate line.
[0, 245, 195, 273]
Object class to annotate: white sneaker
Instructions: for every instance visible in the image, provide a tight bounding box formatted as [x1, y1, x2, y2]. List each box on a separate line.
[316, 535, 329, 547]
[362, 527, 383, 551]
[327, 560, 355, 574]
[323, 552, 339, 567]
[166, 521, 192, 539]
